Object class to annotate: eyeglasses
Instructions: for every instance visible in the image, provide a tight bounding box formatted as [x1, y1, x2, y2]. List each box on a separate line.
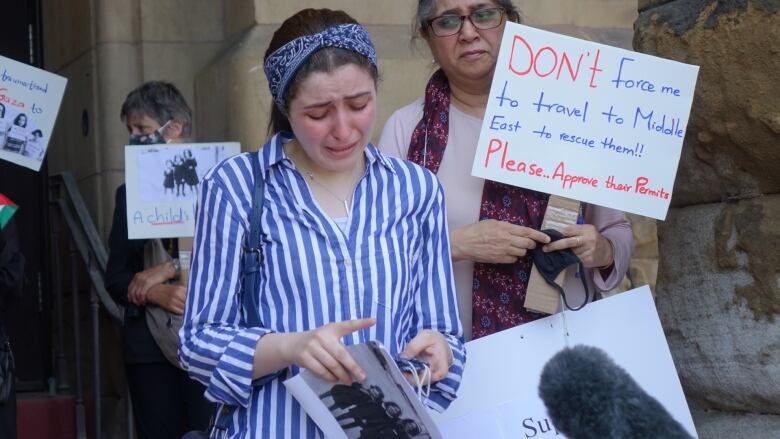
[427, 7, 506, 37]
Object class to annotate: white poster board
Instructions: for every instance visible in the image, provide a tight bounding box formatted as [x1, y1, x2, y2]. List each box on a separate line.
[472, 23, 699, 220]
[431, 286, 697, 438]
[125, 142, 240, 239]
[0, 55, 67, 171]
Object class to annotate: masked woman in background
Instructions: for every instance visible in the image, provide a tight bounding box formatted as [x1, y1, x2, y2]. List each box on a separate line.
[105, 81, 213, 438]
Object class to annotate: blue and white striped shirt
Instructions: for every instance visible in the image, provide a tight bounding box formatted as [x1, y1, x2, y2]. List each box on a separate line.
[179, 134, 465, 438]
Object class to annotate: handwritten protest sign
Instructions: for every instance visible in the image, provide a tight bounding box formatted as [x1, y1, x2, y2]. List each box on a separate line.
[430, 286, 697, 438]
[471, 24, 699, 220]
[0, 55, 67, 171]
[125, 142, 240, 239]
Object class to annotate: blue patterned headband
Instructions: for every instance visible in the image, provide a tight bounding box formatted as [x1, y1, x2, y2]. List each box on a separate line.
[263, 23, 378, 111]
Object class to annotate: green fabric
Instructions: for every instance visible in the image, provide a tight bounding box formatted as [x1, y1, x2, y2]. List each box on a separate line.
[0, 205, 17, 230]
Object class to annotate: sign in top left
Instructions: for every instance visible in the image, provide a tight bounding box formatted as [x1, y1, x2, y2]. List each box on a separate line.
[0, 55, 67, 171]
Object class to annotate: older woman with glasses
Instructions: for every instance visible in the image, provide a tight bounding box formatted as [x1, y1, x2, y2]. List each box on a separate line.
[379, 0, 634, 341]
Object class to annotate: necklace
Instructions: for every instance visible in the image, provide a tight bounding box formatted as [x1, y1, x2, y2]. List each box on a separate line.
[287, 141, 363, 217]
[305, 170, 355, 217]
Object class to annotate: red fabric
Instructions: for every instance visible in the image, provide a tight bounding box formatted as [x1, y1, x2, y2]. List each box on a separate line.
[18, 393, 78, 438]
[0, 193, 17, 207]
[407, 70, 549, 339]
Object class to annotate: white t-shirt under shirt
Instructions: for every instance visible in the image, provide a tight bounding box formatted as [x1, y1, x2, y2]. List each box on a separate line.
[332, 215, 349, 233]
[379, 97, 634, 340]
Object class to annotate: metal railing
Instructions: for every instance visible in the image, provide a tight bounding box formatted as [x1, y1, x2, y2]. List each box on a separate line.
[49, 172, 126, 439]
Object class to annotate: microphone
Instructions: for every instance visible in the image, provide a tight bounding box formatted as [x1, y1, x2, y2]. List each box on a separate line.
[538, 345, 693, 439]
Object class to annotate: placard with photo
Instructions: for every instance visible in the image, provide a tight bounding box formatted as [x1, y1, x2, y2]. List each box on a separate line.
[0, 55, 67, 171]
[125, 142, 240, 239]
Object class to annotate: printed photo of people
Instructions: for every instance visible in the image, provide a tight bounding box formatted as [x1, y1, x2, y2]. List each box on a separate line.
[303, 342, 436, 439]
[0, 103, 47, 161]
[134, 144, 230, 203]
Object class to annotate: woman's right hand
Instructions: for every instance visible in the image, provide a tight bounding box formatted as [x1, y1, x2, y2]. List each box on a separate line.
[282, 318, 376, 384]
[127, 261, 176, 305]
[451, 219, 551, 264]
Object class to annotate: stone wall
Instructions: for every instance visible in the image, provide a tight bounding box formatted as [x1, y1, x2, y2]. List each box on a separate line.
[635, 0, 780, 437]
[43, 0, 225, 241]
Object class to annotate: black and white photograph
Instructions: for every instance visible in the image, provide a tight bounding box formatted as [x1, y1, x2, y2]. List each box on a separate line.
[300, 342, 441, 439]
[0, 103, 46, 161]
[134, 144, 228, 203]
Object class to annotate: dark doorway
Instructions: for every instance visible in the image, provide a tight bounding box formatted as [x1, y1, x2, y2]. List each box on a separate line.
[0, 0, 52, 392]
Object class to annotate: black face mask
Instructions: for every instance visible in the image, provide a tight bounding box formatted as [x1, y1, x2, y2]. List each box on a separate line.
[530, 229, 590, 311]
[128, 130, 165, 145]
[128, 120, 171, 145]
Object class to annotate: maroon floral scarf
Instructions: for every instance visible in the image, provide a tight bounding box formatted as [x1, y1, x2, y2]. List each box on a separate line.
[408, 69, 549, 339]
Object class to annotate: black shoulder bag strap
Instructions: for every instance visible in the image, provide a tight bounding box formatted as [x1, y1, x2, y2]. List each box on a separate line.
[242, 151, 265, 327]
[210, 152, 265, 437]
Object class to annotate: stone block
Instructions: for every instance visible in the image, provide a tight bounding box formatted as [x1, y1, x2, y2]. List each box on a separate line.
[628, 213, 658, 259]
[225, 0, 256, 39]
[638, 0, 676, 12]
[656, 196, 780, 413]
[95, 42, 142, 171]
[691, 408, 780, 439]
[254, 0, 418, 25]
[139, 0, 223, 42]
[629, 257, 658, 292]
[94, 0, 140, 43]
[635, 0, 780, 206]
[140, 41, 224, 140]
[521, 0, 637, 28]
[42, 0, 93, 72]
[375, 59, 432, 143]
[195, 25, 275, 151]
[47, 53, 98, 180]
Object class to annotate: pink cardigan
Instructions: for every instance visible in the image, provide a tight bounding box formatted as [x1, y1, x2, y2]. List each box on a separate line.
[378, 98, 634, 340]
